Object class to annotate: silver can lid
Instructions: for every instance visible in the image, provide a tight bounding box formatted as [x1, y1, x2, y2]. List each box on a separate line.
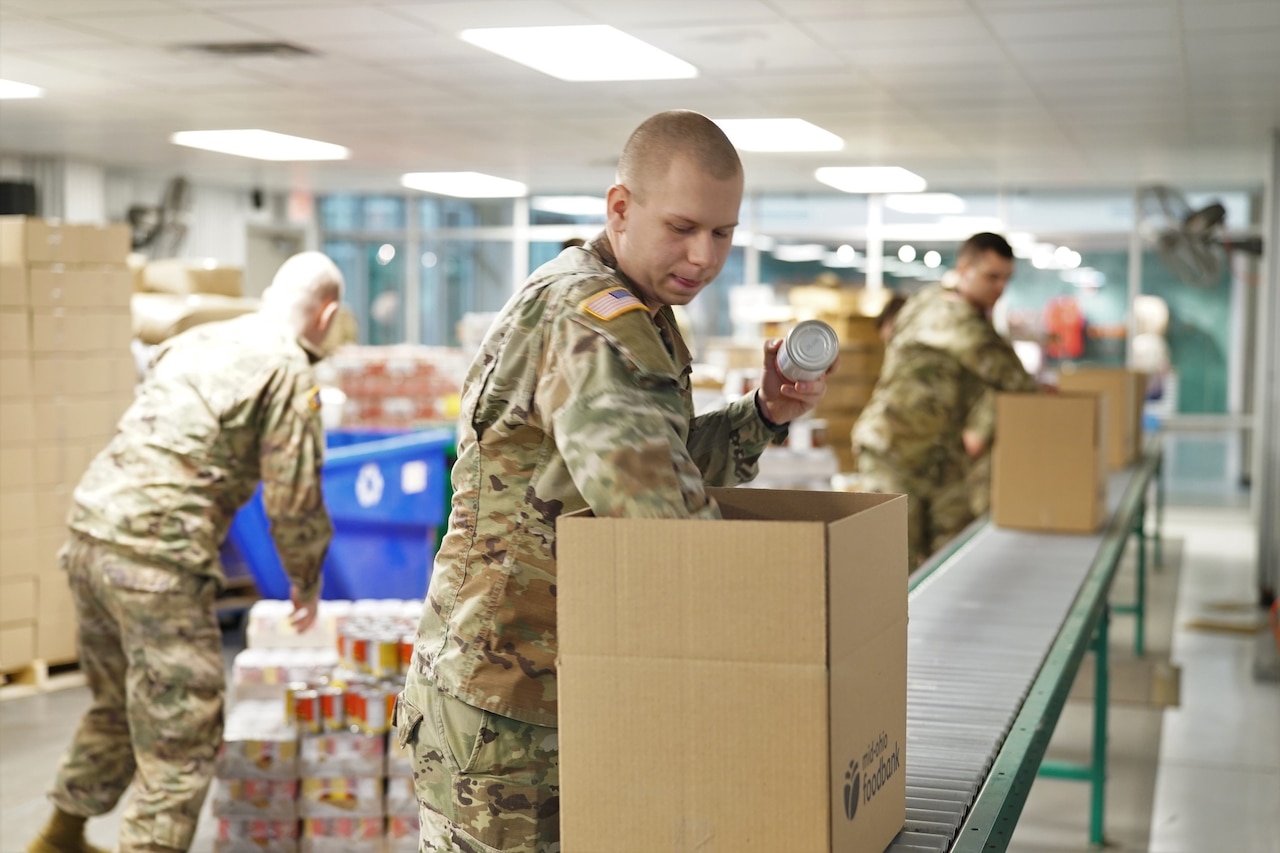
[785, 320, 840, 373]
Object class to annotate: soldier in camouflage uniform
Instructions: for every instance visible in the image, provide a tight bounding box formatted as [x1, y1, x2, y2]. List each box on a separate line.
[397, 111, 833, 853]
[853, 233, 1038, 568]
[27, 253, 344, 853]
[963, 390, 997, 517]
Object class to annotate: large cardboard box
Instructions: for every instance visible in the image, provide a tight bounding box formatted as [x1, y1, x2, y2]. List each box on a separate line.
[0, 399, 35, 444]
[1057, 366, 1146, 470]
[1, 575, 37, 624]
[0, 265, 28, 307]
[991, 393, 1108, 533]
[1, 354, 32, 399]
[80, 223, 131, 265]
[0, 489, 37, 536]
[30, 309, 133, 354]
[38, 569, 78, 664]
[31, 354, 137, 396]
[1, 445, 35, 491]
[1, 309, 30, 353]
[0, 533, 37, 581]
[0, 622, 36, 671]
[0, 216, 81, 265]
[143, 258, 244, 298]
[558, 488, 908, 853]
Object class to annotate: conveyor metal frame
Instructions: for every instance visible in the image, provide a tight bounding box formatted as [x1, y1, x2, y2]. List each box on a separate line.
[892, 440, 1163, 853]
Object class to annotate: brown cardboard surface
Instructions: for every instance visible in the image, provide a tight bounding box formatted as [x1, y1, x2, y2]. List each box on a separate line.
[1058, 367, 1145, 470]
[34, 440, 98, 487]
[0, 534, 37, 581]
[36, 398, 125, 441]
[29, 309, 133, 354]
[0, 217, 81, 265]
[38, 569, 77, 664]
[992, 393, 1107, 533]
[1, 445, 35, 492]
[31, 354, 135, 396]
[28, 267, 96, 309]
[1, 354, 32, 399]
[80, 224, 131, 265]
[0, 575, 37, 623]
[0, 622, 36, 671]
[558, 488, 907, 853]
[0, 399, 35, 444]
[1, 309, 30, 353]
[0, 265, 27, 308]
[34, 486, 73, 531]
[143, 259, 244, 297]
[0, 490, 37, 536]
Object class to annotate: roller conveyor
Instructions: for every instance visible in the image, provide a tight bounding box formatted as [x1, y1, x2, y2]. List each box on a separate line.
[883, 445, 1161, 853]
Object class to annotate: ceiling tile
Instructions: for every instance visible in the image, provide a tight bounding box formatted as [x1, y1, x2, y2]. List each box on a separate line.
[804, 13, 991, 46]
[985, 4, 1176, 39]
[66, 12, 272, 45]
[1004, 35, 1178, 62]
[630, 21, 845, 74]
[780, 0, 972, 19]
[565, 0, 785, 27]
[217, 5, 432, 39]
[0, 15, 120, 49]
[1180, 1, 1280, 31]
[0, 0, 179, 12]
[382, 1, 591, 33]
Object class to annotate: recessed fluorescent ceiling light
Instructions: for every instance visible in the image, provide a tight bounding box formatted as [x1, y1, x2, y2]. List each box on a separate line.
[714, 118, 843, 153]
[772, 243, 828, 263]
[0, 79, 45, 99]
[171, 130, 348, 161]
[531, 195, 605, 216]
[402, 172, 527, 198]
[815, 166, 926, 194]
[885, 193, 965, 215]
[460, 25, 696, 82]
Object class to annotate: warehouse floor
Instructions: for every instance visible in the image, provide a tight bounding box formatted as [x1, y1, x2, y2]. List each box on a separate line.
[1, 505, 1275, 853]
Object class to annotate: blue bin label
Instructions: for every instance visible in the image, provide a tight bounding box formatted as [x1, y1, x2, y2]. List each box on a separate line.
[401, 460, 429, 495]
[356, 462, 385, 508]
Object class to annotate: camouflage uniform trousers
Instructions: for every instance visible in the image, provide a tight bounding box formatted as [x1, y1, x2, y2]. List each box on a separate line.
[50, 532, 225, 852]
[395, 686, 560, 853]
[967, 451, 992, 518]
[857, 451, 974, 569]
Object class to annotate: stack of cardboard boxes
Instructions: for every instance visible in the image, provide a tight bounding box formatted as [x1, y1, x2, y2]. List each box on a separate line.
[991, 367, 1148, 534]
[788, 286, 891, 472]
[0, 216, 137, 674]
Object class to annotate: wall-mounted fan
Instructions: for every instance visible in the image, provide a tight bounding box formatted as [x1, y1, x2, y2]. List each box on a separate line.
[128, 176, 191, 257]
[1138, 185, 1263, 288]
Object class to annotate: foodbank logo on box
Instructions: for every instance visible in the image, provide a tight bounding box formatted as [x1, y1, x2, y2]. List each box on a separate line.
[843, 731, 901, 821]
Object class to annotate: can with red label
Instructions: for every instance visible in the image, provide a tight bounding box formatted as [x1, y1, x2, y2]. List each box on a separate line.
[293, 689, 321, 735]
[318, 686, 345, 732]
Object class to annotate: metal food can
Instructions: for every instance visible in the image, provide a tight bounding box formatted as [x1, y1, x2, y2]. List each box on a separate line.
[372, 636, 400, 679]
[283, 680, 311, 726]
[318, 686, 345, 732]
[776, 319, 839, 383]
[399, 633, 415, 674]
[350, 635, 370, 674]
[293, 689, 321, 735]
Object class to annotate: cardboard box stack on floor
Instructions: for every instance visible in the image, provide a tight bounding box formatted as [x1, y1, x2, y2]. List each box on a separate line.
[0, 216, 137, 672]
[788, 286, 890, 472]
[991, 392, 1109, 533]
[558, 488, 909, 853]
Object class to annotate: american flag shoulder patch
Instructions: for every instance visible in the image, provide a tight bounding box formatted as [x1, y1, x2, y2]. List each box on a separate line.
[580, 287, 646, 321]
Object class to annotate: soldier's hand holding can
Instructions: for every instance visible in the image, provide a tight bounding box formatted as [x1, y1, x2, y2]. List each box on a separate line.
[756, 320, 841, 427]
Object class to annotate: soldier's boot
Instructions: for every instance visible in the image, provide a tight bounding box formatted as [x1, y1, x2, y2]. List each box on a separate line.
[26, 808, 113, 853]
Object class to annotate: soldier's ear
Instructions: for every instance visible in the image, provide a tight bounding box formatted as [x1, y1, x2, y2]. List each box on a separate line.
[605, 184, 630, 231]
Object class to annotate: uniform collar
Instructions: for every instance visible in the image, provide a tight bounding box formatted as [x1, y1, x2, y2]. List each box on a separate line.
[587, 231, 692, 370]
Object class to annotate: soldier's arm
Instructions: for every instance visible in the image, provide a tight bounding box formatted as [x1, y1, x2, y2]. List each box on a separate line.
[546, 305, 720, 520]
[260, 370, 334, 602]
[686, 393, 783, 486]
[925, 310, 1039, 394]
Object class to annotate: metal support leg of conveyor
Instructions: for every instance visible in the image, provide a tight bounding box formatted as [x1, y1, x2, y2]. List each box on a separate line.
[1153, 449, 1164, 570]
[1113, 502, 1147, 656]
[1037, 604, 1110, 847]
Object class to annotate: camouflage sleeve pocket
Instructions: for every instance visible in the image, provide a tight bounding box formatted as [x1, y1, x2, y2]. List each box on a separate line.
[393, 694, 424, 750]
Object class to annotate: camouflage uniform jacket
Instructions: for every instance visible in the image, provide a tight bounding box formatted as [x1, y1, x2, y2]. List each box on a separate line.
[69, 313, 332, 600]
[853, 283, 1038, 478]
[406, 233, 783, 727]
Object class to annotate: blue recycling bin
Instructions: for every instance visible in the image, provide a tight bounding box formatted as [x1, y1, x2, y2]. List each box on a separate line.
[221, 427, 455, 601]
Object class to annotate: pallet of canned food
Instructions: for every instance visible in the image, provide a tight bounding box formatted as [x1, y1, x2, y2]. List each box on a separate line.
[214, 599, 420, 853]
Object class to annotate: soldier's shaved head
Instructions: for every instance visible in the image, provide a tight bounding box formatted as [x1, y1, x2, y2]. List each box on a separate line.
[261, 251, 345, 349]
[616, 110, 741, 202]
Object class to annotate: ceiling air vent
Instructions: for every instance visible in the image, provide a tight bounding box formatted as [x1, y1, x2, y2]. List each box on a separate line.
[177, 41, 316, 58]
